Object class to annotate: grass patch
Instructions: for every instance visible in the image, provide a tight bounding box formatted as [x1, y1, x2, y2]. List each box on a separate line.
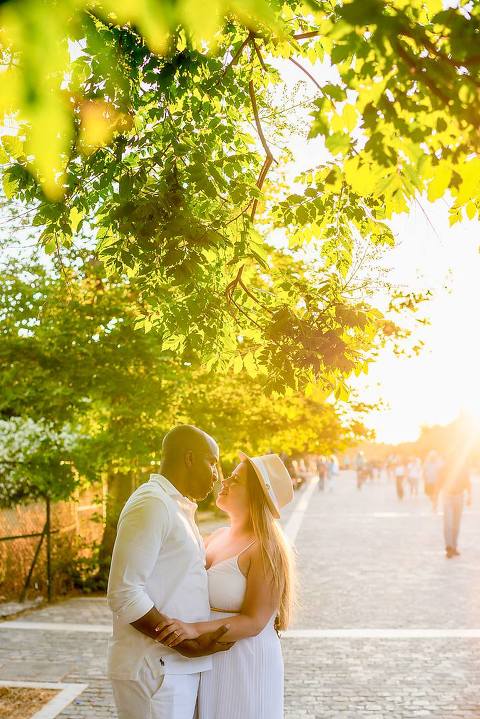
[0, 686, 58, 719]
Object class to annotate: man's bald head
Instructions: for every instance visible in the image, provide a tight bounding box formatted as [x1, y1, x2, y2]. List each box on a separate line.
[162, 425, 217, 464]
[160, 425, 219, 500]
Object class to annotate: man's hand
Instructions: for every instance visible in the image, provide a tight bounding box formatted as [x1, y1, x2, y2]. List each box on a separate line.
[131, 607, 172, 641]
[174, 625, 235, 658]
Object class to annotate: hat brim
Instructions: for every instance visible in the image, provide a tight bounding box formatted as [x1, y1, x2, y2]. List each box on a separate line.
[239, 451, 281, 518]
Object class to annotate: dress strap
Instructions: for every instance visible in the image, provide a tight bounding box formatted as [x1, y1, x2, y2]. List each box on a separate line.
[237, 539, 256, 558]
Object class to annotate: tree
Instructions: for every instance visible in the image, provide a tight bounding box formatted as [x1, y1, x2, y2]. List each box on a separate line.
[0, 253, 373, 562]
[0, 0, 448, 392]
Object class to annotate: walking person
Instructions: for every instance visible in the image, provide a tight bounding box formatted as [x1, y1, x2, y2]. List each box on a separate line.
[423, 450, 443, 512]
[327, 454, 339, 492]
[439, 449, 472, 558]
[316, 455, 328, 491]
[155, 452, 295, 719]
[107, 425, 234, 719]
[355, 451, 366, 490]
[407, 457, 422, 497]
[394, 460, 406, 500]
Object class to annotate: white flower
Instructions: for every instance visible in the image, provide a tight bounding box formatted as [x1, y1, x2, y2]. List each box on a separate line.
[0, 417, 82, 506]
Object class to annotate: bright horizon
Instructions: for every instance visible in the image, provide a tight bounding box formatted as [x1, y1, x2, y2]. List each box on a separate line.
[352, 201, 480, 444]
[276, 57, 480, 445]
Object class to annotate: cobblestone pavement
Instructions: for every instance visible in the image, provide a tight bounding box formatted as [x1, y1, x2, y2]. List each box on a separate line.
[1, 473, 480, 718]
[295, 472, 480, 630]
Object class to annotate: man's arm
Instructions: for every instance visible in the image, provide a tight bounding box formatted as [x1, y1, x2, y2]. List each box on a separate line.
[173, 626, 235, 658]
[131, 606, 172, 640]
[107, 495, 172, 634]
[107, 496, 235, 656]
[156, 546, 278, 644]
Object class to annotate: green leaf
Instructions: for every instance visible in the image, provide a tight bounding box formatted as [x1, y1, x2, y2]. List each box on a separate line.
[331, 43, 352, 64]
[427, 165, 452, 202]
[466, 201, 476, 220]
[233, 355, 243, 374]
[325, 132, 350, 155]
[2, 172, 19, 199]
[243, 352, 257, 378]
[69, 207, 84, 233]
[323, 84, 347, 102]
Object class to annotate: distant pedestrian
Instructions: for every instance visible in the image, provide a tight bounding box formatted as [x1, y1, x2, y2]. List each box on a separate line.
[407, 457, 422, 497]
[316, 456, 328, 491]
[394, 462, 406, 500]
[439, 451, 472, 558]
[423, 450, 443, 512]
[327, 455, 339, 492]
[355, 451, 366, 490]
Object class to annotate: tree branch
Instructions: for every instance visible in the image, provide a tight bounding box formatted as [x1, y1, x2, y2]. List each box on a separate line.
[293, 31, 321, 41]
[250, 156, 273, 221]
[225, 264, 245, 300]
[288, 56, 323, 92]
[238, 277, 274, 314]
[225, 201, 253, 226]
[248, 79, 275, 162]
[225, 265, 264, 329]
[252, 40, 268, 72]
[223, 32, 254, 76]
[398, 27, 480, 70]
[394, 40, 451, 105]
[248, 79, 276, 222]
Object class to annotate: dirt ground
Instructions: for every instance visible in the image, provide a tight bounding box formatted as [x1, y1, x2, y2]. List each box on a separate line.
[0, 686, 58, 719]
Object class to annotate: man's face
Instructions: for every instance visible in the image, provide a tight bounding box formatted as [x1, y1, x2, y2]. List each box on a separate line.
[188, 439, 220, 501]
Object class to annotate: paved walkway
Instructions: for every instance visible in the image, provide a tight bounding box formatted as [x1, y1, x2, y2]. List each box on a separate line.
[1, 472, 480, 717]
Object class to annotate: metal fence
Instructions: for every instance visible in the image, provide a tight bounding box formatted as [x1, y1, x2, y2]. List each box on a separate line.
[0, 483, 105, 603]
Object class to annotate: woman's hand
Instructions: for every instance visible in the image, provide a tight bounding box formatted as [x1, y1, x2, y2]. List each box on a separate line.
[154, 618, 200, 647]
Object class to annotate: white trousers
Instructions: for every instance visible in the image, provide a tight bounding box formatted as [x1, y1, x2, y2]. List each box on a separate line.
[111, 666, 200, 719]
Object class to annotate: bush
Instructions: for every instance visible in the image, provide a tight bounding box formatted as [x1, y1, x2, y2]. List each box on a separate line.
[0, 417, 81, 507]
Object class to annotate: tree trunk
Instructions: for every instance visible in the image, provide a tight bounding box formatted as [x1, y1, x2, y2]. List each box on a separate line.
[97, 469, 135, 584]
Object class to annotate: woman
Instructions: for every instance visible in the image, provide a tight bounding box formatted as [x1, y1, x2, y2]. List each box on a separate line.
[155, 452, 295, 718]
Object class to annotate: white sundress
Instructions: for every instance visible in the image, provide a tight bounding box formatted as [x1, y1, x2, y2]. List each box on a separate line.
[197, 542, 284, 719]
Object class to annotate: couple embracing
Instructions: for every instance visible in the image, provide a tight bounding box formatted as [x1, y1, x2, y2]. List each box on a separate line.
[107, 424, 296, 718]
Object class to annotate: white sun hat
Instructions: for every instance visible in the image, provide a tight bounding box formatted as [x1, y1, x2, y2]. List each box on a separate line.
[239, 451, 294, 519]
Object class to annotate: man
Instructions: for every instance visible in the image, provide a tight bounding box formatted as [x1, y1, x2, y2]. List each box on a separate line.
[439, 448, 472, 559]
[107, 425, 234, 718]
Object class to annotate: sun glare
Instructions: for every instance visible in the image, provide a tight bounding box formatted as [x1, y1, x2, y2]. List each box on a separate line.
[460, 393, 480, 426]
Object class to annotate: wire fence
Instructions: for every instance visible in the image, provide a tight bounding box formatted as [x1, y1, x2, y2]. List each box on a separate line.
[0, 483, 105, 602]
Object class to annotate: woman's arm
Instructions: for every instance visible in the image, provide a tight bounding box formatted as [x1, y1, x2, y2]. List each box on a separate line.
[155, 546, 278, 645]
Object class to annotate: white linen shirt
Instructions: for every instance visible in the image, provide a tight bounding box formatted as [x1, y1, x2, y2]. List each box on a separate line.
[107, 474, 212, 679]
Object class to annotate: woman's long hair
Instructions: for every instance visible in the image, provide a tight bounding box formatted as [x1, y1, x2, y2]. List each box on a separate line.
[245, 461, 296, 631]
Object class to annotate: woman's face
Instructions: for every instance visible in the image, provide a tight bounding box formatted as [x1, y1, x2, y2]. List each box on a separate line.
[216, 461, 250, 515]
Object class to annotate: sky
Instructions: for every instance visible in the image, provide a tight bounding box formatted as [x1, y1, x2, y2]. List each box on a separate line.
[351, 202, 480, 444]
[275, 57, 480, 445]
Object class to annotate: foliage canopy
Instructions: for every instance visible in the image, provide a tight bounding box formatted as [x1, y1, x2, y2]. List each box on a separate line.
[1, 0, 475, 389]
[0, 255, 373, 507]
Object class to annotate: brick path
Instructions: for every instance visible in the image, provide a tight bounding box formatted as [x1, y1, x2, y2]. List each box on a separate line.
[1, 472, 480, 718]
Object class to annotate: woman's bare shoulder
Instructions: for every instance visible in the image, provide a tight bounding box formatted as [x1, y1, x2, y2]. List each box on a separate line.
[238, 537, 262, 576]
[204, 525, 229, 548]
